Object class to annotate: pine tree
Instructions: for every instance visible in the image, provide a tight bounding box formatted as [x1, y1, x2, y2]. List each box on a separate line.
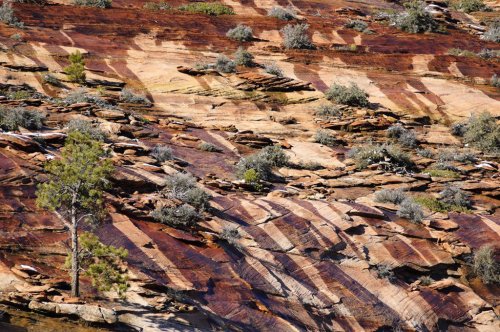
[64, 50, 86, 83]
[36, 131, 115, 297]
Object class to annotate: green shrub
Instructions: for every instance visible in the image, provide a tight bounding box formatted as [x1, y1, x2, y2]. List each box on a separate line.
[198, 142, 222, 152]
[267, 6, 296, 20]
[314, 129, 340, 147]
[215, 55, 236, 73]
[226, 24, 253, 41]
[315, 104, 342, 119]
[390, 1, 438, 34]
[423, 169, 460, 178]
[119, 88, 150, 105]
[375, 264, 396, 281]
[143, 1, 171, 10]
[243, 168, 262, 190]
[416, 148, 433, 158]
[64, 51, 86, 83]
[152, 204, 199, 227]
[413, 195, 471, 213]
[264, 63, 283, 77]
[397, 198, 424, 223]
[293, 161, 323, 171]
[453, 0, 489, 13]
[236, 145, 288, 181]
[348, 143, 413, 171]
[151, 145, 173, 162]
[0, 3, 24, 28]
[281, 23, 314, 49]
[74, 0, 111, 8]
[462, 111, 499, 153]
[451, 122, 467, 136]
[325, 83, 369, 107]
[67, 119, 106, 141]
[473, 245, 499, 284]
[0, 107, 45, 131]
[375, 188, 407, 204]
[447, 48, 476, 57]
[178, 2, 234, 16]
[387, 124, 417, 147]
[234, 47, 254, 67]
[7, 90, 32, 100]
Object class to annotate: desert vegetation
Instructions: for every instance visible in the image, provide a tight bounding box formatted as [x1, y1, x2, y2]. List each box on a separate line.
[268, 6, 296, 20]
[178, 2, 234, 16]
[281, 23, 314, 49]
[390, 1, 438, 33]
[0, 107, 45, 131]
[226, 24, 253, 41]
[325, 83, 369, 107]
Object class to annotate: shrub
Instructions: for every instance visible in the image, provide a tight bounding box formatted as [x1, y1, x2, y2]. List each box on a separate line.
[314, 129, 340, 147]
[178, 2, 234, 16]
[397, 198, 424, 223]
[293, 161, 323, 171]
[477, 49, 499, 60]
[236, 145, 288, 181]
[43, 73, 62, 87]
[215, 55, 236, 73]
[453, 0, 488, 13]
[67, 119, 106, 141]
[64, 51, 86, 83]
[375, 188, 407, 205]
[345, 20, 368, 32]
[198, 142, 222, 152]
[325, 83, 369, 107]
[143, 1, 171, 10]
[315, 104, 342, 119]
[151, 145, 173, 162]
[419, 276, 434, 286]
[0, 3, 24, 28]
[451, 122, 467, 136]
[447, 48, 476, 57]
[264, 63, 283, 77]
[119, 88, 150, 105]
[220, 226, 241, 247]
[481, 24, 500, 43]
[234, 47, 254, 67]
[74, 0, 111, 8]
[243, 168, 263, 190]
[423, 169, 460, 178]
[7, 90, 32, 100]
[267, 6, 296, 20]
[472, 245, 499, 284]
[491, 74, 500, 87]
[0, 107, 45, 131]
[163, 173, 210, 211]
[152, 204, 199, 227]
[416, 149, 433, 158]
[462, 111, 499, 153]
[390, 1, 438, 34]
[375, 264, 396, 281]
[63, 88, 112, 108]
[413, 195, 470, 213]
[348, 143, 413, 171]
[280, 23, 313, 49]
[226, 24, 253, 41]
[259, 145, 289, 167]
[439, 185, 472, 209]
[11, 33, 21, 41]
[387, 124, 417, 147]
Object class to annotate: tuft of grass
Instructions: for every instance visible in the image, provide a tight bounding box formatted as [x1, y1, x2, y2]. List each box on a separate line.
[413, 196, 471, 213]
[215, 55, 236, 73]
[387, 124, 417, 147]
[344, 20, 373, 33]
[315, 104, 342, 119]
[143, 2, 171, 11]
[325, 82, 369, 107]
[73, 0, 112, 8]
[447, 48, 476, 57]
[67, 119, 107, 141]
[119, 88, 151, 105]
[453, 0, 489, 13]
[314, 129, 340, 147]
[178, 2, 234, 16]
[348, 143, 413, 172]
[264, 63, 283, 77]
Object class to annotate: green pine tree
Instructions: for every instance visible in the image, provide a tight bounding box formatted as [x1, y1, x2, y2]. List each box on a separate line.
[64, 50, 86, 83]
[36, 131, 117, 297]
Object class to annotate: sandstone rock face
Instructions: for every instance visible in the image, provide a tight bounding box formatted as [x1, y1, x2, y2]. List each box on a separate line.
[0, 1, 499, 331]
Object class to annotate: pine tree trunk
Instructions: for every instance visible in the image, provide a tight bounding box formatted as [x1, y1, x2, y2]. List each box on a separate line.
[70, 198, 79, 298]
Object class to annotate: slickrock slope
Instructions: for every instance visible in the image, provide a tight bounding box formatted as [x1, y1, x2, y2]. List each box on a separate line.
[0, 0, 499, 331]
